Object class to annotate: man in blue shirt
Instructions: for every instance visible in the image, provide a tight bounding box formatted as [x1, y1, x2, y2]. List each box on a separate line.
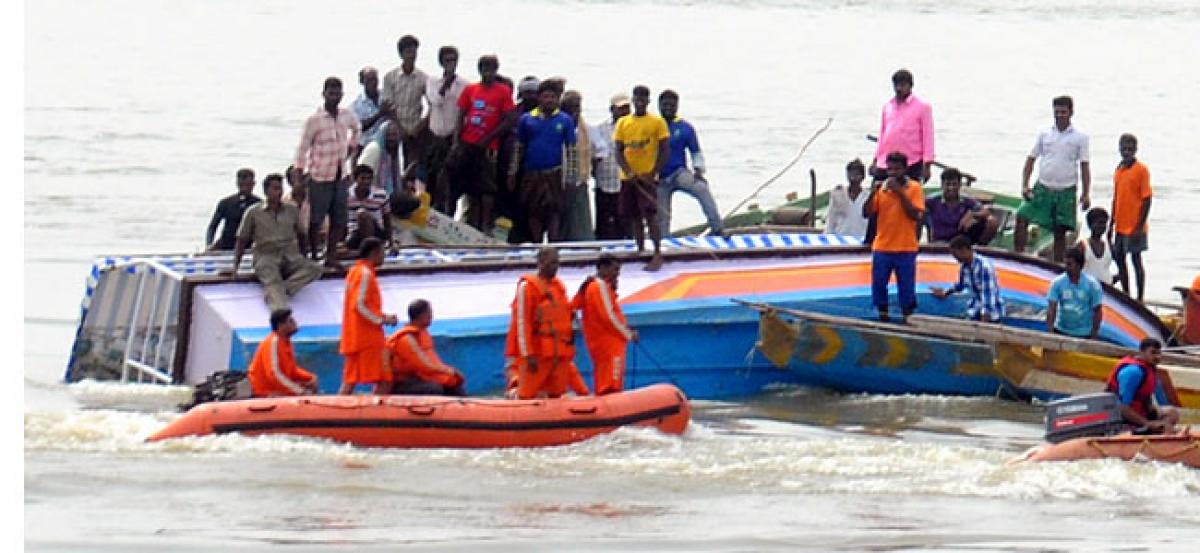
[1046, 247, 1104, 339]
[508, 81, 579, 243]
[931, 235, 1006, 322]
[1104, 338, 1179, 433]
[656, 90, 723, 237]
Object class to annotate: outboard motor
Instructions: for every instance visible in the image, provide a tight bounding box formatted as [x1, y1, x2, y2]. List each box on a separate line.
[1043, 392, 1124, 443]
[181, 370, 251, 410]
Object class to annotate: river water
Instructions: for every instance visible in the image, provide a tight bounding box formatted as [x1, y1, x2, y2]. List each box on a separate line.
[24, 0, 1200, 550]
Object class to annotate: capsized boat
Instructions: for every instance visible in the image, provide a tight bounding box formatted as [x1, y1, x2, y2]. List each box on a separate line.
[147, 383, 690, 448]
[69, 239, 1173, 401]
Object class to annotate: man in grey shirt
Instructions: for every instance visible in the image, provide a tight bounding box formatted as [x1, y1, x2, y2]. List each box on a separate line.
[225, 173, 323, 310]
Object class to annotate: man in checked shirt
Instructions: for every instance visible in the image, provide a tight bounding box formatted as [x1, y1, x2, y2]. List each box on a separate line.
[295, 76, 361, 269]
[931, 235, 1007, 322]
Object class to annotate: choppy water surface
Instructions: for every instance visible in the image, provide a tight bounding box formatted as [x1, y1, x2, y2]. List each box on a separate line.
[24, 0, 1200, 550]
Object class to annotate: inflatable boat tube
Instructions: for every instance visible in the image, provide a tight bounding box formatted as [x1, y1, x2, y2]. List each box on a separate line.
[1011, 432, 1200, 468]
[147, 384, 690, 448]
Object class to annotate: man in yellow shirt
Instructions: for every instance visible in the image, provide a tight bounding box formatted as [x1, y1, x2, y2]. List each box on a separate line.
[614, 85, 670, 271]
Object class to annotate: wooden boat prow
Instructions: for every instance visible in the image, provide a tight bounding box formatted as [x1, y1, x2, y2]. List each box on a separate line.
[1010, 429, 1200, 469]
[147, 384, 690, 449]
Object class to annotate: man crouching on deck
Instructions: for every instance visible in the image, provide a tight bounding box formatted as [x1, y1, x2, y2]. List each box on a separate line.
[1104, 338, 1180, 434]
[339, 237, 398, 395]
[248, 308, 319, 397]
[505, 247, 590, 399]
[386, 299, 467, 396]
[573, 254, 639, 395]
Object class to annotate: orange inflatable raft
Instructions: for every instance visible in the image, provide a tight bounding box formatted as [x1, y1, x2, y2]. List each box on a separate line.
[1012, 432, 1200, 469]
[147, 384, 690, 448]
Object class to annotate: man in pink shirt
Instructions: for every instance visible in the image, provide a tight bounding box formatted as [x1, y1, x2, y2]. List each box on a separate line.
[295, 77, 361, 269]
[871, 69, 935, 184]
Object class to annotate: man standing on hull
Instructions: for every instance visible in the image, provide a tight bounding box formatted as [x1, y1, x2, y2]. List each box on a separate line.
[1015, 95, 1091, 262]
[295, 77, 360, 269]
[871, 69, 934, 184]
[614, 85, 670, 271]
[589, 94, 631, 240]
[445, 55, 515, 230]
[383, 34, 429, 167]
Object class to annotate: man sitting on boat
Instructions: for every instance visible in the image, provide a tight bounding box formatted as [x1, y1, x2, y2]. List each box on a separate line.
[573, 254, 639, 395]
[1046, 247, 1103, 340]
[505, 247, 590, 399]
[225, 173, 323, 311]
[387, 299, 466, 396]
[930, 235, 1006, 322]
[924, 168, 998, 245]
[1104, 338, 1179, 434]
[248, 308, 319, 397]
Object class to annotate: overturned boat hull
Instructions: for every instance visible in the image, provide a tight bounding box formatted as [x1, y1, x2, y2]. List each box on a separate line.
[147, 384, 690, 448]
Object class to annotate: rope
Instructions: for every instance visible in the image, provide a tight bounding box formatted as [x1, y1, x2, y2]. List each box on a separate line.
[712, 117, 833, 235]
[633, 341, 681, 387]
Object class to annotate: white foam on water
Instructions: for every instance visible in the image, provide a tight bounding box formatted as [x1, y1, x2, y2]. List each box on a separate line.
[68, 378, 194, 412]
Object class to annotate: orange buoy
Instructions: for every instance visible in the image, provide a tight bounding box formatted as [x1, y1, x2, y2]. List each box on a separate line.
[148, 384, 690, 448]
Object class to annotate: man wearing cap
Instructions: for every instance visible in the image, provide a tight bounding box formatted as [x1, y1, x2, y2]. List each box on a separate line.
[590, 94, 632, 240]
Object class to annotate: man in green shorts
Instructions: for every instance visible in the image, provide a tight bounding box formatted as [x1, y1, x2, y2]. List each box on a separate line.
[1014, 95, 1091, 262]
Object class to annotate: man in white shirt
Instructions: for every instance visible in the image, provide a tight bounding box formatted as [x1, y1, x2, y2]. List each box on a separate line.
[424, 45, 468, 213]
[825, 158, 870, 238]
[1015, 95, 1091, 262]
[589, 93, 631, 240]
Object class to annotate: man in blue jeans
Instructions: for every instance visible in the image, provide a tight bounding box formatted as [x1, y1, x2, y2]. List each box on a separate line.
[656, 90, 723, 237]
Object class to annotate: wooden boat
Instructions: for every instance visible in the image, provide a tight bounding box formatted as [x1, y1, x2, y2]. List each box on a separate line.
[740, 296, 1200, 408]
[1011, 432, 1200, 469]
[146, 384, 690, 448]
[675, 184, 1057, 256]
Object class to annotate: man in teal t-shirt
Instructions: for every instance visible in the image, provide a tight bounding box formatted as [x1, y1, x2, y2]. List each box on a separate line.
[1046, 247, 1104, 339]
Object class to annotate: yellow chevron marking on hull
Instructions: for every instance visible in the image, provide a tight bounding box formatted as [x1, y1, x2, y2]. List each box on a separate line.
[811, 326, 842, 365]
[880, 336, 910, 368]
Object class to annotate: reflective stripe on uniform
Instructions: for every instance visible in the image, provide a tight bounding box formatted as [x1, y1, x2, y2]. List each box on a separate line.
[269, 335, 305, 395]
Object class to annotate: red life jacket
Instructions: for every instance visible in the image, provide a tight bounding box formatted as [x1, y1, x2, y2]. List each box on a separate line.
[1104, 355, 1157, 419]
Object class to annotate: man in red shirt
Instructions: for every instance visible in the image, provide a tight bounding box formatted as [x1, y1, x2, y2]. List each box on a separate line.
[444, 55, 516, 233]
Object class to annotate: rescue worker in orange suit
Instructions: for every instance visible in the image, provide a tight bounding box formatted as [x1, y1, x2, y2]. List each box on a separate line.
[572, 254, 639, 395]
[338, 237, 398, 395]
[1171, 275, 1200, 346]
[387, 299, 467, 396]
[1104, 337, 1180, 434]
[504, 247, 590, 399]
[248, 308, 319, 397]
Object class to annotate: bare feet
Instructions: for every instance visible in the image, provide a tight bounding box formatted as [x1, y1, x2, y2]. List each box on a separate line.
[645, 254, 663, 272]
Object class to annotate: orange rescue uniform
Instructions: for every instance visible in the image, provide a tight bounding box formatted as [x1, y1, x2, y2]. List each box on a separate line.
[573, 276, 634, 395]
[248, 331, 316, 397]
[340, 259, 390, 386]
[1184, 275, 1200, 346]
[387, 325, 464, 388]
[505, 274, 589, 399]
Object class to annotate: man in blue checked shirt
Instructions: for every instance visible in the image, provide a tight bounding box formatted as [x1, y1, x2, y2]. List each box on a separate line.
[931, 235, 1006, 322]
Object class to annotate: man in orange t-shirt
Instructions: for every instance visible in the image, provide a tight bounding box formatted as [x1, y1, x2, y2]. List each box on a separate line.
[1108, 133, 1152, 302]
[387, 299, 466, 396]
[863, 151, 926, 322]
[572, 254, 639, 395]
[504, 247, 590, 399]
[338, 237, 398, 395]
[248, 308, 319, 397]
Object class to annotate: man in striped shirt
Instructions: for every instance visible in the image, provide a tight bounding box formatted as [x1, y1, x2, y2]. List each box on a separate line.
[345, 164, 391, 253]
[931, 235, 1006, 322]
[295, 76, 361, 269]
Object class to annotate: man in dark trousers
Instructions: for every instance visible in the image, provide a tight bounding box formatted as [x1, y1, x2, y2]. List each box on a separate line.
[206, 168, 261, 251]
